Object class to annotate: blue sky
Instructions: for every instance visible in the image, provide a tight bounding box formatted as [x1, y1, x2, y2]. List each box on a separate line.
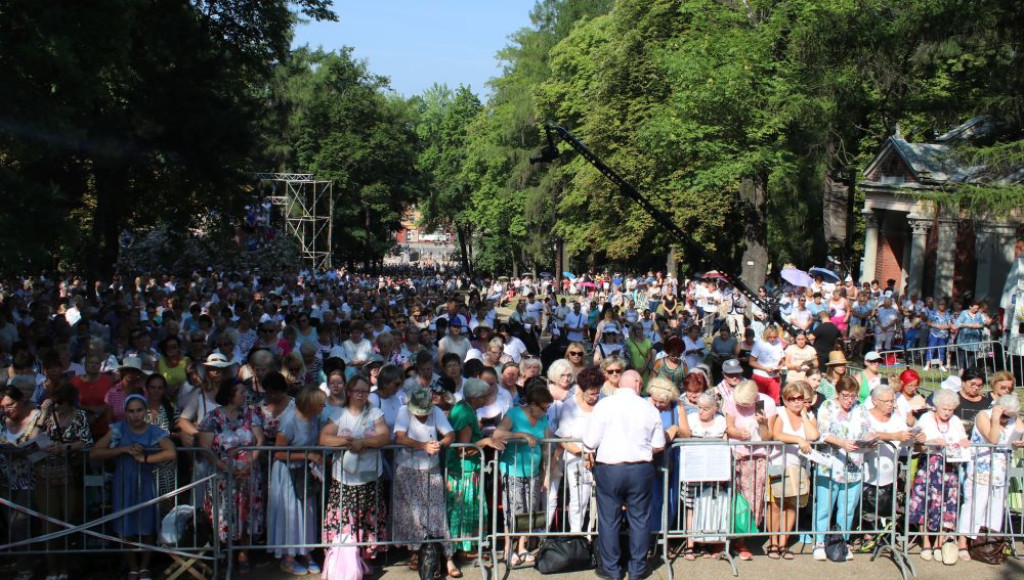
[292, 1, 539, 99]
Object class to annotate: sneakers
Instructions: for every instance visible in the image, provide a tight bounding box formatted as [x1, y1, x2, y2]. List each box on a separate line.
[813, 547, 826, 561]
[846, 548, 855, 561]
[280, 559, 308, 576]
[920, 548, 933, 561]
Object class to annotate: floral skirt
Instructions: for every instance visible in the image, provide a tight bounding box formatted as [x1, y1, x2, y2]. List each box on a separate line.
[446, 469, 486, 552]
[323, 478, 388, 558]
[391, 465, 452, 556]
[908, 454, 958, 532]
[735, 456, 767, 526]
[205, 466, 264, 542]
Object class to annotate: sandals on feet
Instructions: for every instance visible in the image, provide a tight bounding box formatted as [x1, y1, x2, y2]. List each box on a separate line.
[683, 548, 697, 561]
[767, 546, 781, 560]
[780, 548, 795, 561]
[409, 553, 421, 571]
[447, 562, 464, 578]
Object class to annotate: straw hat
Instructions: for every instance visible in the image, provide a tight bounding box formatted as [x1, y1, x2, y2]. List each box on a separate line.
[825, 351, 849, 366]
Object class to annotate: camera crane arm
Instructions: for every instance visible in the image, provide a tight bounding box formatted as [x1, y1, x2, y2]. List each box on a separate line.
[532, 121, 794, 334]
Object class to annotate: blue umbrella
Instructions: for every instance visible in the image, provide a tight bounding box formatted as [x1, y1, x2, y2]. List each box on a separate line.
[562, 271, 576, 280]
[809, 266, 840, 284]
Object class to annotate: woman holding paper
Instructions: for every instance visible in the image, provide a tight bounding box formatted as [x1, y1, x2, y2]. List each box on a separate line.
[907, 389, 969, 563]
[810, 376, 872, 560]
[955, 395, 1024, 560]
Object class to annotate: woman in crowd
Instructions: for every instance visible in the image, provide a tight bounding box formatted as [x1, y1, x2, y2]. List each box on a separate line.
[321, 368, 347, 422]
[564, 342, 588, 378]
[370, 363, 407, 437]
[280, 352, 307, 392]
[817, 351, 848, 400]
[72, 353, 115, 439]
[547, 358, 575, 402]
[749, 326, 785, 403]
[828, 287, 851, 336]
[36, 383, 93, 580]
[896, 368, 928, 422]
[625, 321, 654, 381]
[682, 392, 728, 560]
[646, 377, 688, 537]
[270, 387, 327, 576]
[724, 379, 774, 560]
[956, 394, 1024, 560]
[555, 367, 603, 533]
[142, 374, 179, 502]
[598, 357, 625, 397]
[107, 357, 148, 424]
[445, 378, 505, 562]
[441, 353, 465, 397]
[709, 326, 739, 382]
[854, 351, 884, 403]
[499, 362, 522, 405]
[652, 336, 688, 391]
[767, 381, 818, 560]
[253, 371, 290, 453]
[983, 371, 1016, 407]
[0, 385, 43, 580]
[393, 388, 461, 577]
[519, 356, 542, 392]
[782, 331, 817, 385]
[91, 394, 176, 580]
[811, 376, 870, 560]
[320, 373, 390, 560]
[342, 321, 374, 368]
[862, 385, 919, 547]
[908, 389, 969, 562]
[924, 299, 952, 372]
[494, 385, 554, 568]
[157, 336, 189, 403]
[737, 328, 757, 378]
[198, 379, 265, 573]
[681, 370, 708, 415]
[681, 325, 707, 373]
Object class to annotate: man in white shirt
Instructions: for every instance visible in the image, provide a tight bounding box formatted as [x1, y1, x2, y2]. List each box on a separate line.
[563, 302, 587, 343]
[874, 296, 899, 350]
[583, 369, 665, 580]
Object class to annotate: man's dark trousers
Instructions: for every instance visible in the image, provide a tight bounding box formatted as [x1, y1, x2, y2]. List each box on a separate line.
[595, 462, 654, 579]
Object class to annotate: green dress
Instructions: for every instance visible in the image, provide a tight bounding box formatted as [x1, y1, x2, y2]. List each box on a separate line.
[445, 401, 486, 551]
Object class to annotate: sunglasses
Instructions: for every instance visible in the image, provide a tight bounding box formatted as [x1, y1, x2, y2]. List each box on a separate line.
[606, 368, 623, 374]
[785, 396, 806, 402]
[568, 351, 584, 356]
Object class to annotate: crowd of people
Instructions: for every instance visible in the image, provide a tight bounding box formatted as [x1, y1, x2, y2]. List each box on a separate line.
[0, 265, 1021, 580]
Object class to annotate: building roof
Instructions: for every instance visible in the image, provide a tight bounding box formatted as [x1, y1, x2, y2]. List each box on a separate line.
[861, 116, 1022, 191]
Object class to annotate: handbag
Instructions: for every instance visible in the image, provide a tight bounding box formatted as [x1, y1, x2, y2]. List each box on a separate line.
[730, 493, 758, 534]
[534, 536, 595, 574]
[286, 462, 322, 502]
[769, 466, 810, 498]
[513, 511, 547, 532]
[824, 528, 848, 562]
[968, 528, 1008, 565]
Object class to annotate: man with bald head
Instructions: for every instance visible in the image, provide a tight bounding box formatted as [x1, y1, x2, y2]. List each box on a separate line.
[584, 368, 665, 580]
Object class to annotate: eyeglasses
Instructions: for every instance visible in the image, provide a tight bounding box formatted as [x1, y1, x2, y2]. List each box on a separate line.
[873, 398, 894, 405]
[606, 368, 623, 375]
[785, 396, 806, 402]
[838, 393, 858, 401]
[568, 351, 583, 357]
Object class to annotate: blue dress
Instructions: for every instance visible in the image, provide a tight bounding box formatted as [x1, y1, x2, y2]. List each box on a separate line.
[111, 422, 169, 536]
[648, 403, 679, 532]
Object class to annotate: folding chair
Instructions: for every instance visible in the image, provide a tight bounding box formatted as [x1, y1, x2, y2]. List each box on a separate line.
[159, 505, 213, 580]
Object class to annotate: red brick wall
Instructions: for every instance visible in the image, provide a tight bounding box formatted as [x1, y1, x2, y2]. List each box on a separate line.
[876, 231, 904, 287]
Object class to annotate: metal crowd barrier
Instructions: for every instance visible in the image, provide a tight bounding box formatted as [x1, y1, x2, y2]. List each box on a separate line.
[3, 435, 1022, 579]
[0, 446, 223, 579]
[876, 340, 1023, 390]
[223, 442, 489, 579]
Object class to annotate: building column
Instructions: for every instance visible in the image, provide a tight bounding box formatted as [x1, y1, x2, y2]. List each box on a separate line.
[933, 218, 958, 299]
[907, 215, 931, 297]
[861, 210, 880, 283]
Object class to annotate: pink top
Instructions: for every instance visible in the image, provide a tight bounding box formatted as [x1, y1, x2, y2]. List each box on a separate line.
[723, 393, 778, 457]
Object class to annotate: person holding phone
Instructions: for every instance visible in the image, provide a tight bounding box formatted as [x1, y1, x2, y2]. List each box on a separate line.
[724, 380, 776, 560]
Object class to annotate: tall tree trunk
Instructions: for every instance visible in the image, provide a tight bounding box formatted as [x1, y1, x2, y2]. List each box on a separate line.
[739, 175, 768, 290]
[457, 225, 472, 274]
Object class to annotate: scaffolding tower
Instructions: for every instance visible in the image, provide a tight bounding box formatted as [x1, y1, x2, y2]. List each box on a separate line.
[254, 172, 334, 270]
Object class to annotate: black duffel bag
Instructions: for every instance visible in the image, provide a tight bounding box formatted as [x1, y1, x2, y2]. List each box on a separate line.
[534, 536, 595, 574]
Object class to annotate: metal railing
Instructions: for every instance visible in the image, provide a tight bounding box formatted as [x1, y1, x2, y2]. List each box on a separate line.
[3, 434, 1022, 578]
